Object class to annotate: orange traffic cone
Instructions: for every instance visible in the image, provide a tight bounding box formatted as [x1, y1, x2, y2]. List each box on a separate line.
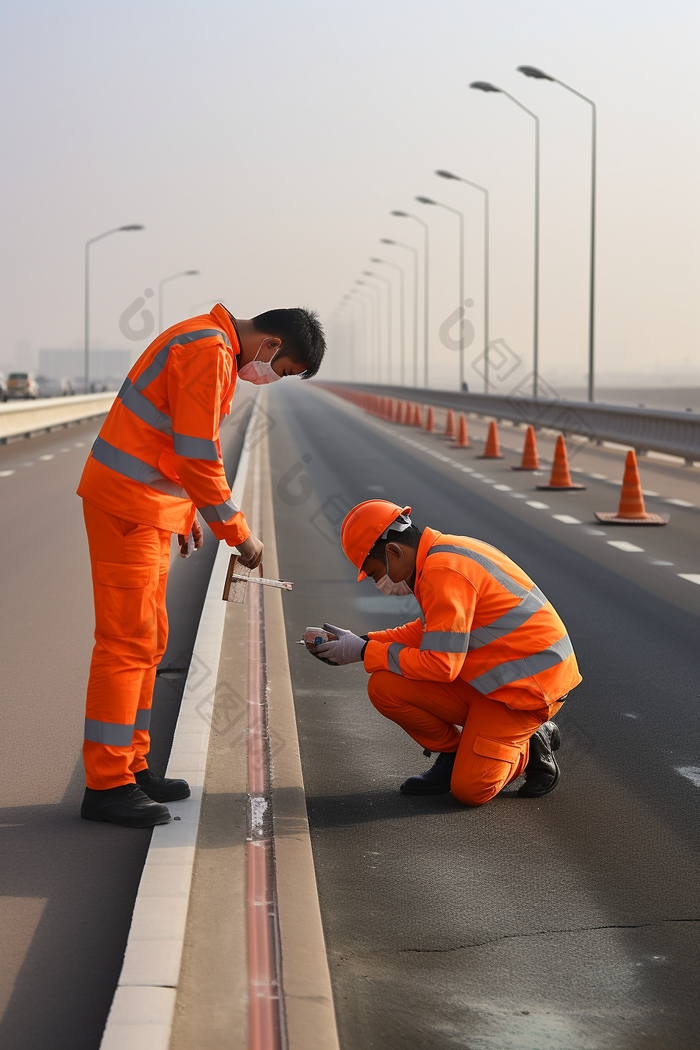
[444, 408, 456, 440]
[536, 435, 585, 490]
[595, 450, 669, 524]
[453, 414, 470, 449]
[478, 421, 505, 459]
[512, 426, 540, 471]
[403, 401, 412, 424]
[425, 406, 435, 432]
[413, 403, 422, 427]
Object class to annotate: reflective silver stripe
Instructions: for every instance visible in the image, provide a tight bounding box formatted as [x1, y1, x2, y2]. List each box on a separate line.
[387, 642, 405, 674]
[91, 436, 188, 498]
[420, 630, 470, 654]
[84, 718, 134, 746]
[469, 585, 548, 650]
[172, 432, 220, 461]
[199, 497, 240, 524]
[427, 544, 531, 600]
[468, 634, 574, 695]
[134, 708, 151, 731]
[134, 328, 231, 392]
[118, 378, 173, 435]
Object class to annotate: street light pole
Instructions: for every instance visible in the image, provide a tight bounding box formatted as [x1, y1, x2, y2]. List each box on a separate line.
[518, 65, 597, 402]
[84, 223, 144, 394]
[471, 81, 541, 397]
[436, 170, 491, 393]
[349, 290, 369, 380]
[356, 281, 381, 382]
[371, 257, 405, 387]
[391, 211, 430, 387]
[381, 239, 418, 387]
[416, 196, 467, 390]
[364, 271, 393, 383]
[158, 270, 200, 334]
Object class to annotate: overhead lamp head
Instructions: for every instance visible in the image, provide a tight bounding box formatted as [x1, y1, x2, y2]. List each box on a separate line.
[119, 224, 145, 231]
[362, 270, 373, 276]
[369, 257, 382, 263]
[435, 170, 458, 180]
[380, 238, 395, 244]
[517, 65, 554, 81]
[185, 269, 199, 275]
[470, 81, 501, 93]
[391, 210, 409, 217]
[415, 196, 435, 205]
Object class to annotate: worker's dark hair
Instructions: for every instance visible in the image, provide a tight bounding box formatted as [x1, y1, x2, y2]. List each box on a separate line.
[368, 520, 423, 562]
[251, 307, 325, 378]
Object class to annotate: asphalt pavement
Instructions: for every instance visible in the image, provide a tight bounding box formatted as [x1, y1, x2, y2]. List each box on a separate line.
[0, 400, 250, 1050]
[269, 381, 700, 1050]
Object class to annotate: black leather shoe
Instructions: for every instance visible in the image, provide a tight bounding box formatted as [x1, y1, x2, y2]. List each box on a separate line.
[518, 720, 561, 797]
[134, 768, 191, 803]
[400, 750, 457, 795]
[81, 785, 171, 828]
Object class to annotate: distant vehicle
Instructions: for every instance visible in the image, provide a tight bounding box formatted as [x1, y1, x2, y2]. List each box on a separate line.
[6, 372, 38, 399]
[36, 375, 74, 397]
[0, 373, 7, 402]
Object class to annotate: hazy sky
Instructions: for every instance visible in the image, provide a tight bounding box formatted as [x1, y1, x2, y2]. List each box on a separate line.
[1, 0, 698, 391]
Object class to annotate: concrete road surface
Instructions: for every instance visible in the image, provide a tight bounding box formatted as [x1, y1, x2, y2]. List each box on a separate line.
[0, 402, 250, 1050]
[269, 381, 700, 1050]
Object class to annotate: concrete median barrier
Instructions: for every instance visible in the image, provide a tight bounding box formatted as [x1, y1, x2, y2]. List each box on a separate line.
[0, 392, 115, 443]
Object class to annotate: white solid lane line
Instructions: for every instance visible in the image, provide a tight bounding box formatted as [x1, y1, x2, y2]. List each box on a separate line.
[678, 574, 700, 585]
[552, 514, 582, 525]
[676, 767, 700, 788]
[607, 540, 645, 553]
[526, 501, 550, 510]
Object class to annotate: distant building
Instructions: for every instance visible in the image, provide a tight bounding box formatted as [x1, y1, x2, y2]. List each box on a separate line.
[38, 349, 134, 389]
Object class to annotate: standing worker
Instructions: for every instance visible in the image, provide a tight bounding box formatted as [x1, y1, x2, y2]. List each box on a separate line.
[309, 500, 580, 805]
[78, 304, 325, 827]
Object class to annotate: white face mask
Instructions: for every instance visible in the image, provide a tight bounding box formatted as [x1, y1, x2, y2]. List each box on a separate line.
[238, 339, 282, 385]
[375, 574, 413, 597]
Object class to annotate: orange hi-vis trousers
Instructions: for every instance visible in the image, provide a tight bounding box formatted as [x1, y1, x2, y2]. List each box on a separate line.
[367, 671, 564, 806]
[82, 501, 171, 790]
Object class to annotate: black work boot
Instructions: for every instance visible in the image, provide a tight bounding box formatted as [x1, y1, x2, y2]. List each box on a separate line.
[81, 784, 171, 828]
[518, 720, 561, 798]
[400, 750, 457, 795]
[134, 768, 191, 803]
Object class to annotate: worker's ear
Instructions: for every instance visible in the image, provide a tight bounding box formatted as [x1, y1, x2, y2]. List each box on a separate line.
[385, 542, 404, 564]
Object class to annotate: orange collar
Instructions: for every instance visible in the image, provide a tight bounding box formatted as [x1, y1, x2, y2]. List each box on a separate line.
[211, 304, 241, 356]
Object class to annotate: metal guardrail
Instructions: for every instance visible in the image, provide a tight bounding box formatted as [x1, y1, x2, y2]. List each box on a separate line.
[327, 382, 700, 465]
[0, 392, 115, 443]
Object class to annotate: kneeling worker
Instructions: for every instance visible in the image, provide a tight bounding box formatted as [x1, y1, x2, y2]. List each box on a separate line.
[310, 500, 581, 805]
[78, 304, 325, 827]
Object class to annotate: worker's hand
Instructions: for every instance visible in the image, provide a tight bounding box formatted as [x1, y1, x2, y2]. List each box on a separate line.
[311, 623, 366, 666]
[237, 532, 264, 569]
[177, 518, 203, 558]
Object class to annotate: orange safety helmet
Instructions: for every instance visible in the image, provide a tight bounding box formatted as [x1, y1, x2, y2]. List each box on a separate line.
[341, 500, 412, 580]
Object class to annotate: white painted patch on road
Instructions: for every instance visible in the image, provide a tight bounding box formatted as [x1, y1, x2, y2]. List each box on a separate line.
[623, 713, 638, 719]
[493, 484, 512, 491]
[607, 540, 644, 553]
[552, 514, 582, 525]
[471, 472, 484, 478]
[39, 454, 54, 461]
[582, 528, 606, 535]
[480, 477, 496, 484]
[642, 490, 659, 497]
[676, 766, 700, 788]
[678, 574, 700, 585]
[648, 560, 674, 566]
[461, 466, 474, 473]
[590, 473, 608, 479]
[0, 470, 14, 477]
[510, 492, 527, 499]
[74, 442, 85, 447]
[665, 498, 694, 507]
[527, 501, 550, 510]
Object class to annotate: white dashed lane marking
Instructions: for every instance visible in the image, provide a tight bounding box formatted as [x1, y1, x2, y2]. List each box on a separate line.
[649, 560, 674, 566]
[552, 514, 582, 525]
[665, 498, 694, 507]
[526, 501, 550, 510]
[0, 470, 15, 477]
[678, 574, 700, 585]
[39, 454, 54, 461]
[493, 484, 512, 491]
[583, 528, 606, 535]
[676, 767, 700, 788]
[607, 540, 645, 553]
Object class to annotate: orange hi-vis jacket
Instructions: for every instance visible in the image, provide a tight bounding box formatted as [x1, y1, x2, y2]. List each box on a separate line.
[77, 304, 250, 545]
[364, 528, 581, 710]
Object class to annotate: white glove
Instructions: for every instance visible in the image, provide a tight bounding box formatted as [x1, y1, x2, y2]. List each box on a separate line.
[312, 623, 366, 666]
